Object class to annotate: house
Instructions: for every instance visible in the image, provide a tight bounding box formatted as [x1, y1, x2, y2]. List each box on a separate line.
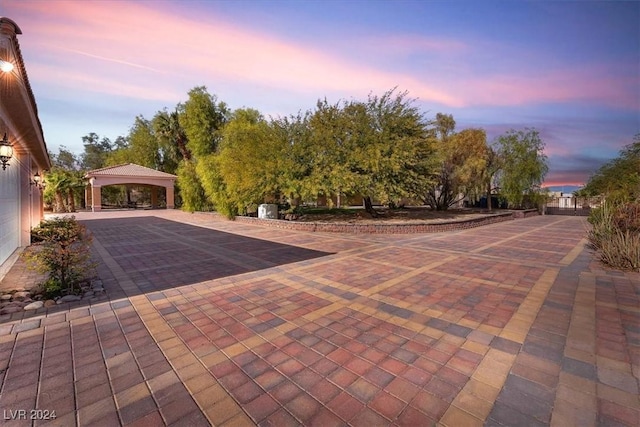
[549, 191, 574, 208]
[0, 17, 51, 279]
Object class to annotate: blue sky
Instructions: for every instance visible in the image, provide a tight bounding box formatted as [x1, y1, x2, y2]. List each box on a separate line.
[1, 0, 638, 187]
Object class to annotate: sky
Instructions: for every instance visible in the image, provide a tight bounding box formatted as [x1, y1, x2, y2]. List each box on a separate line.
[1, 0, 638, 189]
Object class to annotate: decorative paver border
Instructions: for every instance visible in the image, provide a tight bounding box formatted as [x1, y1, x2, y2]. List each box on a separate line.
[227, 209, 540, 234]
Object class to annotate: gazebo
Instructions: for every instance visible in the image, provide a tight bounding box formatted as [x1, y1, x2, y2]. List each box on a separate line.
[84, 163, 177, 212]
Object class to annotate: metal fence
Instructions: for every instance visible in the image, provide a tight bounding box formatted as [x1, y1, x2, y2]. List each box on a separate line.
[545, 197, 600, 216]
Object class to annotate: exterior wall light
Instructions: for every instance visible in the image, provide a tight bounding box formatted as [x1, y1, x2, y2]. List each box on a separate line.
[0, 133, 13, 170]
[31, 171, 45, 188]
[0, 60, 14, 73]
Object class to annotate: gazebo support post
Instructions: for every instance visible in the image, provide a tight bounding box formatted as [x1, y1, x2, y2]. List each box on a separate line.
[166, 186, 175, 209]
[151, 186, 158, 208]
[91, 185, 101, 212]
[85, 185, 91, 211]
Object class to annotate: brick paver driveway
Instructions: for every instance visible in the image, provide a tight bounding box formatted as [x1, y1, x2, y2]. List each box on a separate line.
[0, 210, 638, 426]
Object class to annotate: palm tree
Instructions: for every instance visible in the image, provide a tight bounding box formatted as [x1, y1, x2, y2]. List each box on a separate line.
[65, 170, 86, 212]
[154, 108, 190, 163]
[44, 168, 86, 212]
[44, 168, 71, 213]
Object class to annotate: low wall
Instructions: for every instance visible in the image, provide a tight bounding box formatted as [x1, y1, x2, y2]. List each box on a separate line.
[217, 210, 539, 234]
[512, 209, 540, 219]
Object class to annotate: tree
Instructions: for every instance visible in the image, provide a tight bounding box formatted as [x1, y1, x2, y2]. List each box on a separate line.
[306, 99, 358, 207]
[178, 86, 229, 157]
[153, 108, 188, 174]
[300, 89, 434, 216]
[126, 116, 161, 169]
[215, 108, 285, 217]
[495, 128, 548, 208]
[361, 90, 435, 212]
[582, 134, 640, 202]
[43, 168, 84, 213]
[177, 160, 211, 212]
[43, 168, 69, 213]
[271, 112, 314, 209]
[177, 86, 230, 212]
[64, 170, 85, 212]
[80, 133, 113, 170]
[424, 114, 488, 210]
[482, 144, 503, 211]
[51, 146, 78, 170]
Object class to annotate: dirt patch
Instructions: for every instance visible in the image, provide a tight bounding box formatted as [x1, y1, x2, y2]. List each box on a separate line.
[294, 207, 495, 224]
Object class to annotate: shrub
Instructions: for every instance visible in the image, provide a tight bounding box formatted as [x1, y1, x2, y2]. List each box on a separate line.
[23, 216, 96, 296]
[612, 201, 640, 233]
[588, 201, 640, 271]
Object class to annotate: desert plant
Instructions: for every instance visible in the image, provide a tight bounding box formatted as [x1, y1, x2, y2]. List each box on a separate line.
[23, 216, 96, 296]
[588, 200, 640, 271]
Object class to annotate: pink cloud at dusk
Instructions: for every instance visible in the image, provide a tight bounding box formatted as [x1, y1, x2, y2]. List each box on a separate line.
[359, 34, 469, 55]
[454, 67, 637, 110]
[1, 0, 637, 187]
[8, 0, 635, 111]
[9, 1, 461, 106]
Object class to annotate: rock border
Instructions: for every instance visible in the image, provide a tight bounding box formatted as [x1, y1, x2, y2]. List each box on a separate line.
[0, 279, 106, 314]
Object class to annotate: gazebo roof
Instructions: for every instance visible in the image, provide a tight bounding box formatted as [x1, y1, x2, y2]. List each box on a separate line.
[85, 163, 177, 179]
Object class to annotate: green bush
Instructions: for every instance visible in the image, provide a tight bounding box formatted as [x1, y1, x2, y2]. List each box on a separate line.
[588, 201, 640, 271]
[23, 216, 96, 296]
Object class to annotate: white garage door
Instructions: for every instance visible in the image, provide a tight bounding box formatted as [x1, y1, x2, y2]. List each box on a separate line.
[0, 163, 20, 267]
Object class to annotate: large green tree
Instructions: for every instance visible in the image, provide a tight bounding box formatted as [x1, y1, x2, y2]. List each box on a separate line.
[582, 134, 639, 201]
[50, 146, 78, 170]
[271, 112, 314, 209]
[43, 167, 85, 213]
[360, 90, 435, 213]
[301, 89, 434, 216]
[424, 114, 489, 210]
[214, 108, 286, 216]
[495, 128, 548, 208]
[306, 99, 357, 207]
[153, 108, 188, 173]
[80, 133, 113, 170]
[177, 86, 230, 212]
[179, 86, 229, 157]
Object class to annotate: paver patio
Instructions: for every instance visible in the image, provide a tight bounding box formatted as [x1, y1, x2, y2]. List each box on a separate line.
[0, 210, 638, 426]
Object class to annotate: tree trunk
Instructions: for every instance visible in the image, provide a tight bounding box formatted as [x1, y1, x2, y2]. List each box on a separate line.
[176, 136, 191, 161]
[67, 188, 76, 212]
[363, 196, 379, 217]
[487, 182, 492, 211]
[54, 191, 66, 213]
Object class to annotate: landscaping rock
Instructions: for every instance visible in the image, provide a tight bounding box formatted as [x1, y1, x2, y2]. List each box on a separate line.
[91, 280, 104, 292]
[44, 300, 56, 308]
[1, 305, 23, 314]
[57, 295, 81, 304]
[12, 291, 30, 300]
[24, 301, 44, 310]
[0, 294, 12, 301]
